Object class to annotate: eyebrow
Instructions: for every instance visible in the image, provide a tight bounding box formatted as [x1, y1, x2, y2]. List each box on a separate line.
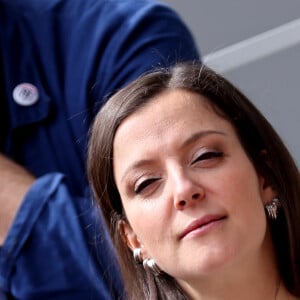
[120, 130, 226, 182]
[180, 130, 226, 149]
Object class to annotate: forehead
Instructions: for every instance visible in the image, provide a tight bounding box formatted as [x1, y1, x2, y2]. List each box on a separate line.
[144, 88, 213, 117]
[115, 89, 224, 136]
[113, 89, 233, 152]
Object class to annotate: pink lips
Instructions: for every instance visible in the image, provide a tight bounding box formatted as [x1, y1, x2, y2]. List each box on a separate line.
[179, 215, 226, 239]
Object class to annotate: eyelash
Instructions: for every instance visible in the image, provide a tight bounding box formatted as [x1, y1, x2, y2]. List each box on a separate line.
[133, 151, 224, 195]
[192, 150, 223, 164]
[134, 177, 160, 194]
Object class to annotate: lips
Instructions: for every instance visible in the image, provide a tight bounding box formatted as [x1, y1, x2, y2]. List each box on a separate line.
[179, 215, 226, 239]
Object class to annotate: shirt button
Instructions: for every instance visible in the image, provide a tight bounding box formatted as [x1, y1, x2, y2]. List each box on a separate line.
[12, 83, 39, 106]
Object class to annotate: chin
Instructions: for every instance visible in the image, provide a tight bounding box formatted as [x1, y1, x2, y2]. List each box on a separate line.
[184, 247, 239, 278]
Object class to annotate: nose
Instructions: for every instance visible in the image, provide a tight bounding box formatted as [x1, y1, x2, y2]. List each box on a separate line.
[170, 167, 204, 210]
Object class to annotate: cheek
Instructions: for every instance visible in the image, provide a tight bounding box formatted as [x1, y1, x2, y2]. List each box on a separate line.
[212, 159, 266, 220]
[221, 163, 267, 231]
[124, 201, 169, 248]
[223, 159, 262, 200]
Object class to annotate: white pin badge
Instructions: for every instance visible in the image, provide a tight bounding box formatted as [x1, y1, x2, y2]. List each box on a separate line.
[13, 83, 39, 106]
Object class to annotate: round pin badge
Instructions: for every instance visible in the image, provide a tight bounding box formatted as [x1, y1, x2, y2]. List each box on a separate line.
[12, 83, 39, 106]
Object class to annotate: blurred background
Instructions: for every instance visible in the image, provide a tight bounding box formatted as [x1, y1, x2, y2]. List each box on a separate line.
[163, 0, 300, 166]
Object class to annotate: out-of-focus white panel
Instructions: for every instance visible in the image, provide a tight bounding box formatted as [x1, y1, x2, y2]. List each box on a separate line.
[203, 18, 300, 73]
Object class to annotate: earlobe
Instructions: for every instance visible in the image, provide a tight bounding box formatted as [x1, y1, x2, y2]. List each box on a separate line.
[258, 150, 277, 204]
[118, 220, 142, 250]
[119, 221, 150, 264]
[259, 176, 277, 205]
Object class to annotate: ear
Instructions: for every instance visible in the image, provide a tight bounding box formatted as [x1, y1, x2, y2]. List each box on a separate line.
[258, 150, 278, 205]
[118, 220, 143, 251]
[258, 175, 277, 205]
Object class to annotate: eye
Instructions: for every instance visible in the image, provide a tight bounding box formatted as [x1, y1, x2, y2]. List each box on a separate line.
[192, 151, 223, 165]
[134, 177, 160, 194]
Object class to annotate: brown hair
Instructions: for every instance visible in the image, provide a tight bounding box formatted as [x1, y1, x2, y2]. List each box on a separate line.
[87, 62, 300, 299]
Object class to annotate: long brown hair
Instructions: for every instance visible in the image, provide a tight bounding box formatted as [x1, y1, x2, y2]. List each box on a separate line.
[87, 62, 300, 298]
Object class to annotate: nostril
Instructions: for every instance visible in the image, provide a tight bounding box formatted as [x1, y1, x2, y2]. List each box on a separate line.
[192, 193, 200, 200]
[176, 193, 201, 210]
[178, 200, 186, 207]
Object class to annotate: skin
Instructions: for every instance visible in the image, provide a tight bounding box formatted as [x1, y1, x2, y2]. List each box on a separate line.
[113, 89, 291, 299]
[0, 153, 35, 244]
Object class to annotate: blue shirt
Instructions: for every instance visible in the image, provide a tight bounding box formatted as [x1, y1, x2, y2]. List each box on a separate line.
[0, 0, 200, 299]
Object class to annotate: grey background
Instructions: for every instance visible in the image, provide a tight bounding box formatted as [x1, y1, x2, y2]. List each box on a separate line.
[162, 0, 300, 166]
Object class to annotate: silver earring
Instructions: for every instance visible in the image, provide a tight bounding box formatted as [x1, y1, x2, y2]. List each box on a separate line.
[142, 258, 162, 276]
[133, 248, 143, 263]
[265, 198, 281, 220]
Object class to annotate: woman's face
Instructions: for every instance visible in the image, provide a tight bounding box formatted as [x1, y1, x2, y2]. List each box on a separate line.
[113, 89, 275, 286]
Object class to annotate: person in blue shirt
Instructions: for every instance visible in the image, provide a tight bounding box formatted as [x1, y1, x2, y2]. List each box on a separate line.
[0, 0, 200, 299]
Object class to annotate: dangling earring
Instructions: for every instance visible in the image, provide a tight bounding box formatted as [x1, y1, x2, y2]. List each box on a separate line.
[133, 248, 143, 263]
[265, 198, 281, 220]
[143, 258, 162, 276]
